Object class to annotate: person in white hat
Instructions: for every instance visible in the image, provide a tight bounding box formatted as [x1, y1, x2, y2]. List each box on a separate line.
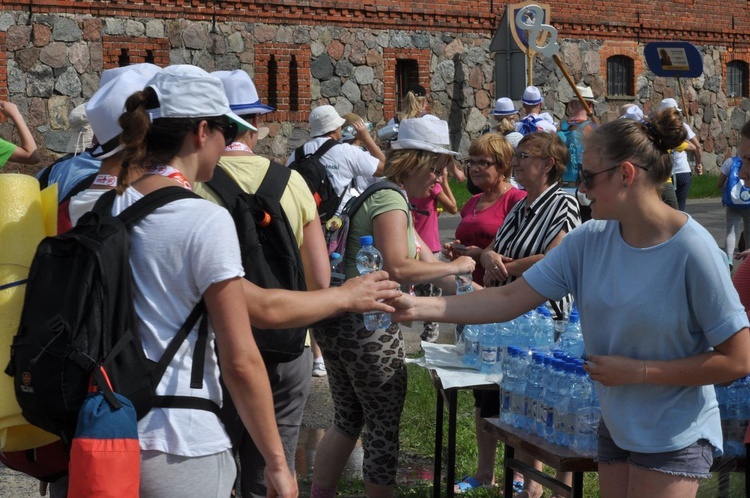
[310, 115, 476, 498]
[490, 97, 524, 149]
[516, 85, 557, 135]
[658, 97, 703, 211]
[285, 104, 385, 216]
[194, 69, 331, 498]
[111, 65, 297, 498]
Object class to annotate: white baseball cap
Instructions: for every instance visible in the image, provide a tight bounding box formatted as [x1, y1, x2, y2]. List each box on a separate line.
[309, 105, 346, 137]
[491, 98, 518, 116]
[211, 70, 275, 115]
[390, 115, 458, 156]
[99, 63, 163, 88]
[659, 98, 682, 113]
[522, 86, 544, 106]
[86, 71, 152, 159]
[145, 65, 256, 132]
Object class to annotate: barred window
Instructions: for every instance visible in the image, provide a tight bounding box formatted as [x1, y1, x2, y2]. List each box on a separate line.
[396, 59, 420, 103]
[727, 60, 748, 98]
[607, 55, 634, 97]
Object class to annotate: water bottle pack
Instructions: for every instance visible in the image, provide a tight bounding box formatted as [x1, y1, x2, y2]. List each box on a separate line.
[355, 236, 392, 331]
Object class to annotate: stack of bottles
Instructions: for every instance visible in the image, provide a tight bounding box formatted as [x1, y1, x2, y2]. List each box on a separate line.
[715, 376, 750, 458]
[458, 306, 600, 456]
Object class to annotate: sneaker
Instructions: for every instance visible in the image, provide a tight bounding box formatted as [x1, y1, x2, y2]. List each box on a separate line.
[420, 324, 439, 343]
[312, 361, 327, 377]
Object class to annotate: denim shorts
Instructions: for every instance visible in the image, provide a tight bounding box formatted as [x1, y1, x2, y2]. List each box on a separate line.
[597, 421, 714, 479]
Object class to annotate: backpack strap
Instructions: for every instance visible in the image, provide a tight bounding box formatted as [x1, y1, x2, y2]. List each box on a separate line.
[255, 160, 292, 208]
[343, 180, 405, 220]
[92, 187, 201, 225]
[295, 138, 339, 164]
[61, 172, 97, 204]
[205, 166, 246, 208]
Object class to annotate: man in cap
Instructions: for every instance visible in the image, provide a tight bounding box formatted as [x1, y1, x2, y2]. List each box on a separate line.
[659, 97, 703, 211]
[286, 105, 385, 217]
[515, 86, 557, 135]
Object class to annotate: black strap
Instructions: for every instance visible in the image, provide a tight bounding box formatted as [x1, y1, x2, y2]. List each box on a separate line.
[61, 172, 97, 204]
[255, 161, 291, 208]
[152, 395, 221, 416]
[91, 187, 200, 226]
[343, 180, 405, 221]
[36, 165, 54, 190]
[205, 166, 245, 208]
[149, 301, 207, 389]
[294, 138, 338, 164]
[190, 314, 209, 389]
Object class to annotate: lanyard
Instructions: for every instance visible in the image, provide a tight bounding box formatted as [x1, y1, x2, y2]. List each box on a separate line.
[92, 174, 118, 187]
[146, 164, 192, 190]
[225, 142, 253, 153]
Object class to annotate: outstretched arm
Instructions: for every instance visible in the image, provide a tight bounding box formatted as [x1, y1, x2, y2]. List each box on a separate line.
[0, 101, 40, 165]
[243, 271, 401, 329]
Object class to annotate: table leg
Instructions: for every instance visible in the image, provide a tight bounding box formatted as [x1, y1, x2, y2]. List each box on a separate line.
[503, 443, 515, 498]
[572, 471, 584, 498]
[433, 387, 444, 498]
[447, 389, 457, 498]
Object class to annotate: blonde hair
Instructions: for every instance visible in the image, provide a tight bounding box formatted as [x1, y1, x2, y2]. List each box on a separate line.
[398, 91, 427, 121]
[468, 133, 514, 179]
[384, 148, 442, 184]
[494, 116, 515, 134]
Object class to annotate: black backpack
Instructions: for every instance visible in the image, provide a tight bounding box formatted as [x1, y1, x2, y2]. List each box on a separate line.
[289, 138, 342, 222]
[206, 163, 307, 364]
[5, 187, 219, 444]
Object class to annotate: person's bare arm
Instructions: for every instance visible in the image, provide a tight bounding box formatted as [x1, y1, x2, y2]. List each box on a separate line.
[205, 278, 297, 498]
[242, 271, 400, 329]
[436, 176, 458, 214]
[300, 213, 330, 292]
[355, 120, 385, 176]
[0, 101, 40, 165]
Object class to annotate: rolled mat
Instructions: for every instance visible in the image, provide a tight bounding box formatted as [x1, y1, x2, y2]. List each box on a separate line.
[0, 174, 59, 451]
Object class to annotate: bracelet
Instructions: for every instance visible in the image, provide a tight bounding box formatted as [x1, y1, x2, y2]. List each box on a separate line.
[642, 360, 648, 385]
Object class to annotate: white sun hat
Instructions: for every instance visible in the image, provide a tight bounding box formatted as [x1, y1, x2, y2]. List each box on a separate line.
[211, 69, 275, 115]
[309, 105, 346, 137]
[99, 63, 163, 88]
[86, 71, 152, 159]
[145, 65, 256, 132]
[522, 86, 544, 106]
[658, 97, 682, 113]
[390, 115, 458, 156]
[491, 98, 518, 117]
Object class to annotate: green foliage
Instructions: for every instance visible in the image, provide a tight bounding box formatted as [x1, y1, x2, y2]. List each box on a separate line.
[448, 178, 472, 211]
[689, 174, 720, 199]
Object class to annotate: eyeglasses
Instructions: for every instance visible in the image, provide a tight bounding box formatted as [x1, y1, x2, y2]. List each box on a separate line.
[429, 167, 445, 177]
[206, 120, 238, 147]
[464, 159, 496, 169]
[514, 151, 545, 161]
[578, 163, 650, 189]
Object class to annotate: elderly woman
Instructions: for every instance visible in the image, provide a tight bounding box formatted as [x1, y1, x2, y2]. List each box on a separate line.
[311, 116, 475, 498]
[466, 131, 581, 496]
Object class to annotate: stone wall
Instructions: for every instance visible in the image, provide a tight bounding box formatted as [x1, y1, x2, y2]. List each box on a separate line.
[0, 9, 747, 173]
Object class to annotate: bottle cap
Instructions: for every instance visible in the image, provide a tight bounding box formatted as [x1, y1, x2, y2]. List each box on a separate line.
[360, 235, 374, 245]
[331, 252, 341, 259]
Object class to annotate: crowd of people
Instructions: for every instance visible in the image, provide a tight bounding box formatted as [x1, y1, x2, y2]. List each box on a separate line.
[0, 59, 748, 498]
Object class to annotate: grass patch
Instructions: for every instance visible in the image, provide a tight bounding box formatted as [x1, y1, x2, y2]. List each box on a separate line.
[448, 178, 472, 211]
[689, 174, 720, 199]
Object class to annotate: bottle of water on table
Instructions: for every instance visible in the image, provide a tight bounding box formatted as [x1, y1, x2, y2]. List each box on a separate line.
[356, 235, 391, 331]
[455, 272, 474, 294]
[462, 324, 480, 368]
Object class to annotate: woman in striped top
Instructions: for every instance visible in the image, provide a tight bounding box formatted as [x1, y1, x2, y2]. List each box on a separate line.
[481, 131, 581, 320]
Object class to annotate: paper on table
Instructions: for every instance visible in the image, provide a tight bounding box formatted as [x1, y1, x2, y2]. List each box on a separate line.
[406, 342, 500, 390]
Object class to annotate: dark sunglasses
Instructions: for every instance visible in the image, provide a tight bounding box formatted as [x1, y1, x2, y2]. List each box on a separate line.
[203, 119, 238, 147]
[578, 163, 650, 189]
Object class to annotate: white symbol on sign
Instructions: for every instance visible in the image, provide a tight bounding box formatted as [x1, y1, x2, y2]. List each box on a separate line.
[515, 4, 560, 58]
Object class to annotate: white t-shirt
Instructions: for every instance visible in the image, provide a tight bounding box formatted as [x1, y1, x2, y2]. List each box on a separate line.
[515, 112, 557, 134]
[671, 123, 697, 175]
[68, 188, 109, 226]
[111, 187, 244, 457]
[286, 137, 380, 214]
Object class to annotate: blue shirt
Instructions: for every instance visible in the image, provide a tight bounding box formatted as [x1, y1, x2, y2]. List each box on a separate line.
[36, 152, 101, 202]
[524, 217, 749, 454]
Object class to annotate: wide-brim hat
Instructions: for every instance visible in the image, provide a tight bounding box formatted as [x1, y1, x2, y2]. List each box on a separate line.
[309, 105, 346, 137]
[491, 97, 518, 116]
[390, 115, 459, 156]
[659, 97, 682, 113]
[146, 65, 256, 133]
[211, 69, 275, 116]
[99, 63, 163, 88]
[563, 85, 595, 103]
[619, 105, 645, 121]
[522, 86, 544, 106]
[86, 71, 152, 159]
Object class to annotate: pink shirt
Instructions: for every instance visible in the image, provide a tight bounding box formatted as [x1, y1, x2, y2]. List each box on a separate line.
[455, 187, 527, 282]
[411, 183, 443, 252]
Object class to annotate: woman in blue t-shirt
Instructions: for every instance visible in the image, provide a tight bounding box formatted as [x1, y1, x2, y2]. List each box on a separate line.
[392, 108, 750, 498]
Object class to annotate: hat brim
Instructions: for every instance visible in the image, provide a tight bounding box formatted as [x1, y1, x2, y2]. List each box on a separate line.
[492, 110, 518, 116]
[91, 142, 125, 160]
[227, 111, 257, 132]
[390, 138, 459, 156]
[256, 126, 270, 140]
[522, 98, 544, 106]
[231, 102, 276, 115]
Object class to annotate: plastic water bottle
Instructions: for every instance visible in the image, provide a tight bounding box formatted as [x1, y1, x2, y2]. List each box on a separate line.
[511, 350, 532, 428]
[573, 364, 600, 456]
[524, 352, 546, 433]
[516, 311, 535, 349]
[355, 236, 391, 331]
[377, 123, 399, 141]
[542, 359, 565, 443]
[500, 347, 520, 425]
[330, 251, 345, 287]
[480, 324, 500, 375]
[455, 272, 474, 294]
[553, 362, 574, 446]
[534, 306, 555, 350]
[462, 325, 480, 368]
[557, 307, 584, 358]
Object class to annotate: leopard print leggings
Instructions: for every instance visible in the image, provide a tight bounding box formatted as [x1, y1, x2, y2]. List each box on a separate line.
[312, 313, 407, 486]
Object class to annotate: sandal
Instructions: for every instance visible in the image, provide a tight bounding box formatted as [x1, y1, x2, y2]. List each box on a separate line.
[454, 476, 494, 494]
